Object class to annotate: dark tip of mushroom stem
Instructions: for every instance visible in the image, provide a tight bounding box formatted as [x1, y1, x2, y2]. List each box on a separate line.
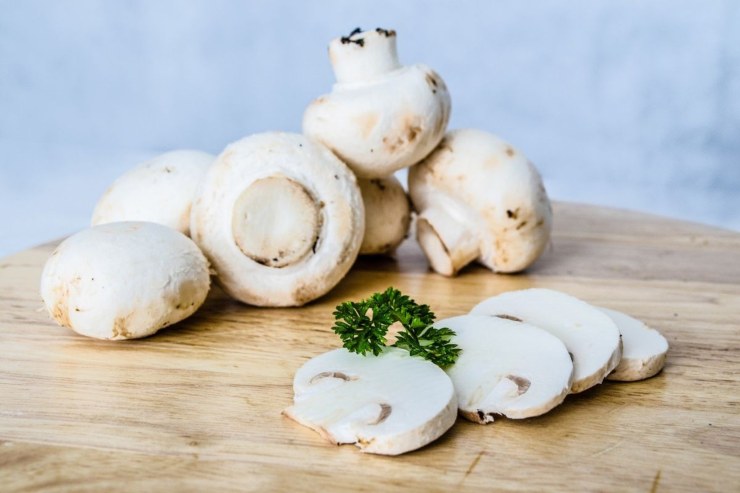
[375, 28, 396, 37]
[341, 27, 364, 46]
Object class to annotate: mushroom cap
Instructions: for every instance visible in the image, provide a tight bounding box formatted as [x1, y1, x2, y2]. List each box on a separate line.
[284, 347, 457, 455]
[91, 150, 214, 236]
[303, 30, 450, 178]
[441, 315, 573, 423]
[408, 129, 552, 273]
[600, 307, 669, 381]
[358, 176, 411, 255]
[190, 132, 364, 307]
[471, 288, 622, 393]
[40, 221, 210, 340]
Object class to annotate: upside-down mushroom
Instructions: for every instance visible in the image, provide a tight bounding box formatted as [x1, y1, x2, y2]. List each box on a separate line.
[190, 132, 364, 307]
[40, 222, 210, 340]
[303, 28, 451, 178]
[283, 347, 457, 455]
[408, 129, 552, 276]
[91, 150, 214, 236]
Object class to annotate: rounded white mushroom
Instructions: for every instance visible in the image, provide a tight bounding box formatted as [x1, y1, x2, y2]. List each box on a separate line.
[358, 176, 411, 255]
[91, 150, 214, 236]
[599, 307, 669, 381]
[283, 347, 457, 455]
[441, 315, 573, 423]
[471, 288, 622, 394]
[408, 129, 552, 276]
[40, 221, 210, 340]
[303, 28, 451, 179]
[190, 132, 364, 307]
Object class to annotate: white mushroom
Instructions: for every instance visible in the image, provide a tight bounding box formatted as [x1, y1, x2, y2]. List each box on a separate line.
[40, 222, 210, 340]
[471, 288, 622, 393]
[441, 315, 573, 424]
[283, 347, 457, 455]
[599, 307, 669, 381]
[357, 176, 411, 255]
[91, 150, 214, 236]
[408, 129, 552, 276]
[303, 28, 451, 178]
[190, 132, 364, 307]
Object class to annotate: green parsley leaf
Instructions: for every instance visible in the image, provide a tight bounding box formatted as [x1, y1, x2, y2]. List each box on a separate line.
[331, 287, 461, 368]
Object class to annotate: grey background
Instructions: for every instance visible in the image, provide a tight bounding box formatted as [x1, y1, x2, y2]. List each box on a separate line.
[1, 0, 739, 257]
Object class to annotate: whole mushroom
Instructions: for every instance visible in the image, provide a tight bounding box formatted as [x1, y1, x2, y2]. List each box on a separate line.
[190, 132, 364, 307]
[303, 28, 451, 178]
[408, 129, 552, 276]
[40, 221, 210, 340]
[357, 176, 411, 255]
[92, 150, 214, 236]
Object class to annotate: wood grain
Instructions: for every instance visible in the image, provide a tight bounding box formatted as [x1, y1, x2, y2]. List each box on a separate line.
[1, 202, 739, 492]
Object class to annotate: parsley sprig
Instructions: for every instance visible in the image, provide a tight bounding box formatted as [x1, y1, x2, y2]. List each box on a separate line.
[332, 287, 461, 368]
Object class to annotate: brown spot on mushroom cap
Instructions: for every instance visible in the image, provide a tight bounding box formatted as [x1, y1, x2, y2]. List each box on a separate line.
[355, 112, 379, 139]
[495, 314, 523, 322]
[111, 315, 134, 339]
[505, 146, 515, 157]
[382, 115, 423, 154]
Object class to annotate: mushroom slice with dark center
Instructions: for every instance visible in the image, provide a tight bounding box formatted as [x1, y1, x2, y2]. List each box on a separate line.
[471, 288, 622, 393]
[441, 315, 573, 423]
[284, 348, 457, 455]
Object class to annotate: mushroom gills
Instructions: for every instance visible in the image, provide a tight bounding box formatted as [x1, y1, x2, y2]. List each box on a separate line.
[471, 288, 622, 393]
[442, 315, 573, 423]
[284, 347, 457, 455]
[232, 176, 321, 268]
[599, 307, 669, 381]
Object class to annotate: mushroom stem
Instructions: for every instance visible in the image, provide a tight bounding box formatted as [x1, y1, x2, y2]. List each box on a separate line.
[416, 205, 479, 276]
[329, 28, 401, 84]
[231, 176, 321, 268]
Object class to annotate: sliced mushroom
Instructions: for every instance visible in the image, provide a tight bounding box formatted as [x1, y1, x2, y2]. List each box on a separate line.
[599, 307, 669, 381]
[283, 347, 457, 455]
[190, 132, 364, 307]
[303, 28, 451, 178]
[92, 150, 214, 236]
[40, 222, 210, 340]
[408, 129, 552, 276]
[358, 176, 411, 255]
[442, 315, 573, 423]
[471, 288, 622, 393]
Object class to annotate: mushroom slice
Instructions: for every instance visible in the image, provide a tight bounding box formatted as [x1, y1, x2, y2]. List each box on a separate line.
[358, 176, 411, 255]
[471, 289, 622, 393]
[408, 129, 552, 276]
[441, 315, 573, 424]
[190, 132, 364, 307]
[283, 348, 457, 456]
[303, 28, 451, 178]
[599, 307, 669, 381]
[40, 222, 210, 340]
[92, 150, 214, 236]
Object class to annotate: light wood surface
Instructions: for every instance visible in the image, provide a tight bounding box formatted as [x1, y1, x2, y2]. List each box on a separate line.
[1, 202, 739, 492]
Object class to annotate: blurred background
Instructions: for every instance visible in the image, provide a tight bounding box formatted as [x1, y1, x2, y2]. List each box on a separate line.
[1, 0, 739, 257]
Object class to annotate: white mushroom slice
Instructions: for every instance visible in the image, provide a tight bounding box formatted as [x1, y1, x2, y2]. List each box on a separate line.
[441, 315, 573, 423]
[190, 132, 364, 307]
[408, 129, 552, 276]
[40, 222, 210, 340]
[471, 288, 622, 393]
[303, 28, 451, 178]
[358, 176, 411, 255]
[283, 347, 457, 456]
[599, 307, 669, 381]
[92, 150, 214, 236]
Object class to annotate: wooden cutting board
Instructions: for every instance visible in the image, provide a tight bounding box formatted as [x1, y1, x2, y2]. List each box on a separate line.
[1, 202, 739, 492]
